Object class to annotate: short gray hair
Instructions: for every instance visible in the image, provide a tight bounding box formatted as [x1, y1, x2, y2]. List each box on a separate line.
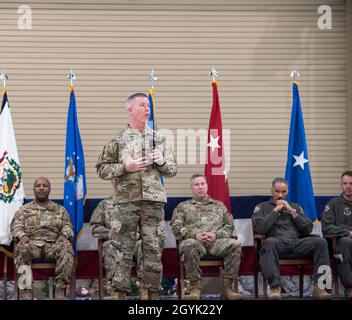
[125, 92, 148, 110]
[190, 173, 206, 185]
[271, 177, 288, 188]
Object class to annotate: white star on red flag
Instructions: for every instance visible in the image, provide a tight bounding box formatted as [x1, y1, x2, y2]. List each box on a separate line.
[207, 135, 220, 153]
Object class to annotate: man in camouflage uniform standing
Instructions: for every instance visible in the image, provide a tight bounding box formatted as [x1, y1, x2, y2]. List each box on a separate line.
[322, 171, 352, 299]
[96, 92, 176, 300]
[89, 180, 166, 299]
[10, 177, 74, 300]
[171, 174, 242, 300]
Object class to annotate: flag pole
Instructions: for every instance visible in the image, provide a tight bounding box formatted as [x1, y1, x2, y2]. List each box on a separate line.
[66, 68, 77, 299]
[0, 68, 9, 298]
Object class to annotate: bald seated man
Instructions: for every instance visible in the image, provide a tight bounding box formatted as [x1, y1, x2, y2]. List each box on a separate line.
[11, 177, 74, 300]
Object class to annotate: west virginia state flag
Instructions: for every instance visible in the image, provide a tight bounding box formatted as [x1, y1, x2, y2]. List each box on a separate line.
[285, 81, 317, 222]
[64, 86, 87, 247]
[0, 90, 25, 245]
[204, 80, 232, 214]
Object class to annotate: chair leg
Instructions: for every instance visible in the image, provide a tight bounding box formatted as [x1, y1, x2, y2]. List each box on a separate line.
[263, 274, 268, 299]
[48, 277, 54, 300]
[233, 276, 239, 293]
[98, 270, 104, 300]
[65, 277, 72, 300]
[3, 254, 8, 300]
[14, 268, 19, 300]
[179, 261, 185, 300]
[299, 266, 304, 298]
[177, 269, 182, 300]
[98, 243, 104, 300]
[254, 273, 258, 298]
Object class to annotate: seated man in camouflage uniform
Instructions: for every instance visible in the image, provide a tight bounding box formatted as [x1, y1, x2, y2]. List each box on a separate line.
[322, 171, 352, 299]
[252, 177, 331, 300]
[10, 177, 74, 300]
[171, 173, 242, 300]
[90, 182, 166, 300]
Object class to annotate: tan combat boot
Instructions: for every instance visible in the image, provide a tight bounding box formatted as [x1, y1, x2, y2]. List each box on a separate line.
[139, 287, 148, 300]
[110, 290, 127, 300]
[345, 288, 352, 299]
[22, 289, 33, 300]
[313, 285, 331, 300]
[188, 281, 201, 300]
[220, 277, 243, 300]
[149, 290, 160, 300]
[269, 286, 281, 300]
[55, 288, 66, 300]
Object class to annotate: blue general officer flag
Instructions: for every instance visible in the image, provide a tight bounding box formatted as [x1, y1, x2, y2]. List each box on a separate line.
[148, 87, 156, 130]
[64, 86, 87, 246]
[148, 87, 164, 185]
[285, 81, 317, 222]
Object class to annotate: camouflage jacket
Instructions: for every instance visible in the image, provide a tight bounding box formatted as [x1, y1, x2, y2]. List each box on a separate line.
[89, 197, 115, 240]
[10, 200, 73, 246]
[171, 196, 234, 240]
[96, 126, 177, 203]
[90, 197, 141, 242]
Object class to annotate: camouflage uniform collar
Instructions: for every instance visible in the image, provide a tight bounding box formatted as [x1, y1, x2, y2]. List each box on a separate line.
[191, 196, 214, 204]
[33, 199, 55, 209]
[126, 124, 154, 135]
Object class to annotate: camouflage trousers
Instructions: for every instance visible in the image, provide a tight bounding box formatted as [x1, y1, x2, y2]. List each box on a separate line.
[133, 230, 165, 284]
[14, 241, 74, 289]
[179, 238, 242, 283]
[104, 200, 165, 292]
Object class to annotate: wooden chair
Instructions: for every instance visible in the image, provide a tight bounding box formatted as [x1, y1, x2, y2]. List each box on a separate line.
[0, 243, 14, 300]
[177, 236, 239, 300]
[254, 233, 320, 299]
[13, 239, 72, 300]
[254, 234, 313, 299]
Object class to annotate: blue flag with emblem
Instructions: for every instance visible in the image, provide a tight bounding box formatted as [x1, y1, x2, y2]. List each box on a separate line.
[148, 87, 156, 131]
[64, 86, 87, 249]
[285, 81, 317, 222]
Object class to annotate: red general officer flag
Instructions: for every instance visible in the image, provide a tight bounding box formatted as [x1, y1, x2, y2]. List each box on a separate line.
[204, 80, 232, 214]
